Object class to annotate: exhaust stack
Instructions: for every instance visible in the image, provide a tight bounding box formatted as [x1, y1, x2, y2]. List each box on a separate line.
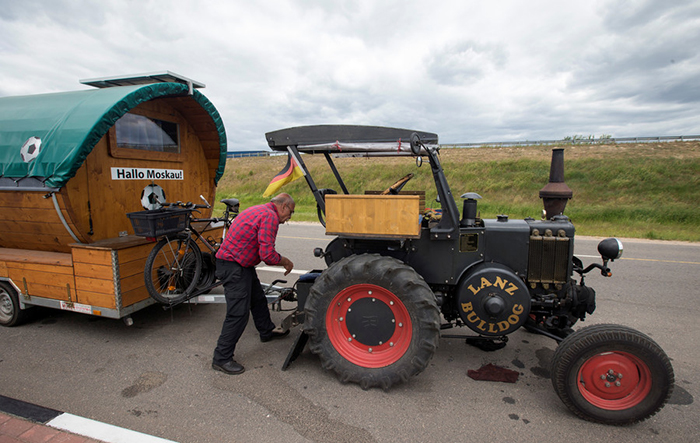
[539, 148, 573, 219]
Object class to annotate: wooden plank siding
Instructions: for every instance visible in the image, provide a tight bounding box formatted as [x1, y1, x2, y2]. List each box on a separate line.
[70, 236, 153, 309]
[0, 248, 75, 300]
[115, 241, 152, 307]
[0, 193, 79, 252]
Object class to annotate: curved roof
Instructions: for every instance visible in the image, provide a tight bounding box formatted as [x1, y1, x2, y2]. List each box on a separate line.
[0, 83, 227, 190]
[265, 125, 438, 155]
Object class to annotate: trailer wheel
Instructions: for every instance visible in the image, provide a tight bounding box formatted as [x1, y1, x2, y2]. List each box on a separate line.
[0, 281, 28, 327]
[551, 323, 674, 425]
[144, 235, 202, 305]
[304, 254, 440, 390]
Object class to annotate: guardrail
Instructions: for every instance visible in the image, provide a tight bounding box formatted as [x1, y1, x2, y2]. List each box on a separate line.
[227, 135, 700, 157]
[441, 135, 700, 148]
[226, 151, 272, 158]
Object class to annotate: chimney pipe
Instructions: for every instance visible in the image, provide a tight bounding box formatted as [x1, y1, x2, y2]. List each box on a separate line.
[539, 148, 573, 219]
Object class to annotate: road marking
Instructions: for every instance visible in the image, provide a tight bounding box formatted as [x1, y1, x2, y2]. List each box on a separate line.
[257, 266, 310, 275]
[49, 413, 176, 443]
[262, 256, 700, 276]
[278, 235, 329, 241]
[619, 257, 700, 265]
[578, 254, 699, 265]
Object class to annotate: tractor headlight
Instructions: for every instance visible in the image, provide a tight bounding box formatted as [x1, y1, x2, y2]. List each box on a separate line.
[598, 237, 623, 261]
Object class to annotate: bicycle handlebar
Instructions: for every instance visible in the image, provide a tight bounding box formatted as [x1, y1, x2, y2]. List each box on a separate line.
[161, 201, 210, 210]
[157, 199, 236, 228]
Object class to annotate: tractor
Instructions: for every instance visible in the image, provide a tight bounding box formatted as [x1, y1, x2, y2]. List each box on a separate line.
[265, 125, 673, 425]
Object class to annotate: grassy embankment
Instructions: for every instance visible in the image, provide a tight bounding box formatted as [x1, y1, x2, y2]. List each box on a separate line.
[214, 141, 700, 242]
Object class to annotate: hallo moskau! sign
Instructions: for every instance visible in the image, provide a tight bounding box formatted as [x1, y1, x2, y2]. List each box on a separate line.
[111, 167, 184, 180]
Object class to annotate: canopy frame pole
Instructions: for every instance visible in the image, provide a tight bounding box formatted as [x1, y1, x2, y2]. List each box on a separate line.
[323, 152, 350, 195]
[287, 145, 325, 213]
[50, 192, 82, 243]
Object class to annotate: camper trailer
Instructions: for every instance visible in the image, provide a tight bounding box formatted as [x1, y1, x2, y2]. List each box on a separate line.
[0, 72, 227, 326]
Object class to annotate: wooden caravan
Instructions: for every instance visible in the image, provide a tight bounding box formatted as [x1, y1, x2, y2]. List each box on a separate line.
[0, 72, 227, 325]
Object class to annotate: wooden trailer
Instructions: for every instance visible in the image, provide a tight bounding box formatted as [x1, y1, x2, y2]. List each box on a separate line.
[0, 72, 227, 326]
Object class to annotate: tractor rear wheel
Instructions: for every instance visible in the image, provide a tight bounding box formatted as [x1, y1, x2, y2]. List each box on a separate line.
[304, 254, 440, 390]
[551, 323, 674, 425]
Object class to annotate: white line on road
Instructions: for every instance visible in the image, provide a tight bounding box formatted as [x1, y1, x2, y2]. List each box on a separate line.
[577, 254, 699, 265]
[256, 266, 310, 275]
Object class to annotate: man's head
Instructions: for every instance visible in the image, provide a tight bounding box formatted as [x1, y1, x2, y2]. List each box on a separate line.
[271, 193, 295, 223]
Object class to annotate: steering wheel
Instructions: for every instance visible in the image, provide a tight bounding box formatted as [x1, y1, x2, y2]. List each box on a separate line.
[381, 173, 414, 195]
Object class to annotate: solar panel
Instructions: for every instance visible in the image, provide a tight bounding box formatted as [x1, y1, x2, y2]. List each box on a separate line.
[79, 71, 205, 93]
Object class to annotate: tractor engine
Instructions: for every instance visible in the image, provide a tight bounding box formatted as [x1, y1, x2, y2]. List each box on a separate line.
[451, 148, 595, 337]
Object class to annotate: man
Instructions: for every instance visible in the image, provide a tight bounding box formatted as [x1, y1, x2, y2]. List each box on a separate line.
[212, 193, 295, 375]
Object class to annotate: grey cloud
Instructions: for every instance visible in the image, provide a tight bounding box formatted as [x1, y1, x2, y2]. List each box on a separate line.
[427, 41, 508, 86]
[568, 0, 700, 106]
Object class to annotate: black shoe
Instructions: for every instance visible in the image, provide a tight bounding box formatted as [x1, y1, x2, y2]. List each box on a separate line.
[212, 360, 245, 375]
[260, 329, 290, 342]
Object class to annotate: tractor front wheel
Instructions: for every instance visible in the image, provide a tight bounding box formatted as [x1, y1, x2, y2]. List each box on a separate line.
[551, 323, 674, 425]
[304, 254, 440, 390]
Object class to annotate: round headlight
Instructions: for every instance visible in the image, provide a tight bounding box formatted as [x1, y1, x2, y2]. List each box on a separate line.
[598, 237, 623, 261]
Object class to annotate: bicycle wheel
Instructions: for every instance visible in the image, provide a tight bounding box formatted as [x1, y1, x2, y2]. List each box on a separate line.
[144, 235, 202, 304]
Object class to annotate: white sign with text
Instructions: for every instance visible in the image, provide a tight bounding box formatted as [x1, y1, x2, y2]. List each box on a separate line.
[111, 167, 184, 180]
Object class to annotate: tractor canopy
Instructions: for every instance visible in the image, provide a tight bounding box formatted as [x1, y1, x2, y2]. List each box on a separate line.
[265, 125, 438, 155]
[264, 125, 459, 236]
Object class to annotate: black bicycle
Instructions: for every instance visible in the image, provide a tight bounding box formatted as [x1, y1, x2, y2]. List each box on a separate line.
[129, 196, 240, 305]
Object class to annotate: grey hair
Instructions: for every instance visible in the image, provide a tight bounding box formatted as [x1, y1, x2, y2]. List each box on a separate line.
[271, 193, 295, 206]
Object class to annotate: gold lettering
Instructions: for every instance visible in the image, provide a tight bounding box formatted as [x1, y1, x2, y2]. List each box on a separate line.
[498, 321, 511, 332]
[508, 314, 519, 325]
[461, 302, 473, 312]
[488, 323, 498, 334]
[505, 282, 519, 296]
[493, 276, 507, 290]
[512, 304, 524, 315]
[480, 277, 493, 290]
[466, 311, 479, 324]
[476, 319, 486, 331]
[468, 285, 479, 295]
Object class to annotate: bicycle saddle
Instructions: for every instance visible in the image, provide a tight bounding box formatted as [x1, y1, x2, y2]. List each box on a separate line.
[221, 198, 240, 212]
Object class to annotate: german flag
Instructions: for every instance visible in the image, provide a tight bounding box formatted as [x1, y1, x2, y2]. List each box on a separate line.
[263, 147, 306, 197]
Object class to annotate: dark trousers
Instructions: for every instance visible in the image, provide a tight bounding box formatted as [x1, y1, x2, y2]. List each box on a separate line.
[212, 259, 275, 365]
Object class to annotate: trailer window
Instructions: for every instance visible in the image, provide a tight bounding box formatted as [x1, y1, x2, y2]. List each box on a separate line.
[115, 113, 180, 153]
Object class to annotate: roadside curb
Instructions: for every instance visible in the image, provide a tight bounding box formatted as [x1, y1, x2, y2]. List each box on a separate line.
[0, 395, 177, 443]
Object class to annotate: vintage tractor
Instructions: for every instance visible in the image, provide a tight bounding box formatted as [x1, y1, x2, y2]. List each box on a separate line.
[266, 125, 674, 425]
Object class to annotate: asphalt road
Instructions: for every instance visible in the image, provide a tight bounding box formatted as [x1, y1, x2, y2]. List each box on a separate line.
[1, 223, 698, 443]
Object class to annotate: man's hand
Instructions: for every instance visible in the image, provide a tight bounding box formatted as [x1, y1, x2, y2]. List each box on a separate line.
[280, 256, 294, 276]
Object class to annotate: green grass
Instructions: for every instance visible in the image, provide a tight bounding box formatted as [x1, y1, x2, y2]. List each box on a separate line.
[214, 142, 700, 242]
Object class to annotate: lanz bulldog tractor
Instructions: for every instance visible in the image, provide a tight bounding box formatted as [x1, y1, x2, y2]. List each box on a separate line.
[266, 125, 674, 425]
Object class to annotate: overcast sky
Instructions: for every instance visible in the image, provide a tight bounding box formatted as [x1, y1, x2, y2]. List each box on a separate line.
[1, 0, 699, 151]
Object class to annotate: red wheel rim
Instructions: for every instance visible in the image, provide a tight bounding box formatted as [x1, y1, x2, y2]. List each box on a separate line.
[577, 351, 652, 410]
[326, 284, 412, 368]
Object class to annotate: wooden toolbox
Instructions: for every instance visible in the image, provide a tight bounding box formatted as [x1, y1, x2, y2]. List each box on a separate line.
[324, 194, 422, 239]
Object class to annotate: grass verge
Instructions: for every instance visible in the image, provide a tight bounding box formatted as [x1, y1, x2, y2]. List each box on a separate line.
[214, 141, 700, 242]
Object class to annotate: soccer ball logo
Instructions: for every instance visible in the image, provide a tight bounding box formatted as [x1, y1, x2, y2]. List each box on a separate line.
[141, 184, 166, 210]
[20, 137, 42, 163]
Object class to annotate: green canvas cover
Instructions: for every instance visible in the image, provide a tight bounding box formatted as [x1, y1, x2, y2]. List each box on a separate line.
[0, 83, 227, 190]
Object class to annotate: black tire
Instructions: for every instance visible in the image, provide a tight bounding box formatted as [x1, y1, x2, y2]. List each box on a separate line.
[197, 252, 217, 294]
[144, 235, 202, 305]
[551, 323, 674, 425]
[304, 254, 440, 390]
[0, 281, 28, 327]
